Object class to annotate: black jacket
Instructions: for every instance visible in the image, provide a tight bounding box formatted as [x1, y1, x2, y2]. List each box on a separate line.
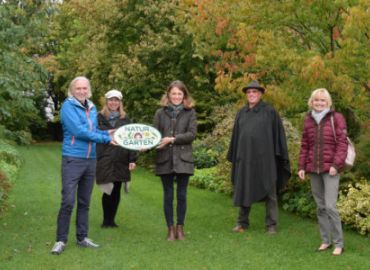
[96, 113, 137, 184]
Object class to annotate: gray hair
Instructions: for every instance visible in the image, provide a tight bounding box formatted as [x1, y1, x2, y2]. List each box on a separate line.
[67, 76, 92, 99]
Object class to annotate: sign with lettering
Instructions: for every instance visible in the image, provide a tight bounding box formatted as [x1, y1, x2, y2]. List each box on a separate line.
[114, 124, 162, 151]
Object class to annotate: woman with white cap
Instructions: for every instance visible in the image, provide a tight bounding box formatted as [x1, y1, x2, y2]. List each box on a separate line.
[96, 89, 137, 228]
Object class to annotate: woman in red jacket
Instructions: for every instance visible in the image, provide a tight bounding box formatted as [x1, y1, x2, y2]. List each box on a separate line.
[298, 88, 348, 256]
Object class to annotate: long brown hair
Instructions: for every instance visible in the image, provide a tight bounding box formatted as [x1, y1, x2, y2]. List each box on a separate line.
[159, 80, 195, 109]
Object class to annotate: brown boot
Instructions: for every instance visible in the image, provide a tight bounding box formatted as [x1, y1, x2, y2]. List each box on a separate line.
[176, 225, 185, 240]
[167, 226, 175, 241]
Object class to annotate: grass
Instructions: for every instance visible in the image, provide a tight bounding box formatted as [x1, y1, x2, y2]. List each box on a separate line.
[0, 142, 369, 270]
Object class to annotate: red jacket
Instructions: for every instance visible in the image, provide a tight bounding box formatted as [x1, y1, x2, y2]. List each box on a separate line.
[298, 110, 348, 174]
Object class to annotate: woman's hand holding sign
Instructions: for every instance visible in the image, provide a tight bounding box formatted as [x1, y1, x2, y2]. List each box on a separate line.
[108, 129, 118, 145]
[156, 137, 175, 149]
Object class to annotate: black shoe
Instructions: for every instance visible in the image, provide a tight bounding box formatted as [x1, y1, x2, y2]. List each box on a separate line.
[101, 221, 118, 228]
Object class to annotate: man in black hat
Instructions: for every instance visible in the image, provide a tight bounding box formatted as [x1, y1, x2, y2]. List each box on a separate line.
[227, 81, 291, 234]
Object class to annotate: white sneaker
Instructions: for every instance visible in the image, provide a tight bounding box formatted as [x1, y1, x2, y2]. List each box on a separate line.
[51, 241, 65, 255]
[77, 238, 99, 248]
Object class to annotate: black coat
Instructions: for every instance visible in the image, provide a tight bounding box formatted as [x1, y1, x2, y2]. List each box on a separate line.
[153, 107, 197, 176]
[96, 113, 137, 184]
[227, 101, 291, 207]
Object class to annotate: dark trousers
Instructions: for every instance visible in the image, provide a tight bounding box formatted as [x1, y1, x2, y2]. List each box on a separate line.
[56, 157, 96, 242]
[102, 181, 123, 225]
[237, 182, 278, 228]
[160, 174, 189, 227]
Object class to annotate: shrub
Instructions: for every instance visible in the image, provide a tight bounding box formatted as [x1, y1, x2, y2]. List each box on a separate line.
[354, 125, 370, 179]
[0, 140, 22, 214]
[338, 180, 370, 235]
[190, 167, 232, 195]
[0, 171, 11, 214]
[199, 104, 237, 187]
[1, 129, 33, 145]
[193, 140, 219, 169]
[136, 150, 155, 172]
[0, 142, 22, 168]
[281, 177, 316, 218]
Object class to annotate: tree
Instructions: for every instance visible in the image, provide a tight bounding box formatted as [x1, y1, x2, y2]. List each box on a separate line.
[0, 1, 49, 142]
[184, 0, 369, 177]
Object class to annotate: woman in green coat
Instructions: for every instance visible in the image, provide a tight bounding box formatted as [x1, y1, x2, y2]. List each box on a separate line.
[154, 80, 197, 241]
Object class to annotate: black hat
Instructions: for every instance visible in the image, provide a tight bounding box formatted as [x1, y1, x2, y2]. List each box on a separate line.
[242, 80, 265, 93]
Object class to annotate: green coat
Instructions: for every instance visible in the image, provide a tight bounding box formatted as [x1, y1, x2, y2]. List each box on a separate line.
[153, 107, 197, 176]
[227, 101, 291, 207]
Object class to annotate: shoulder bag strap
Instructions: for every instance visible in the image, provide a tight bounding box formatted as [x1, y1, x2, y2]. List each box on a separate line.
[330, 114, 337, 143]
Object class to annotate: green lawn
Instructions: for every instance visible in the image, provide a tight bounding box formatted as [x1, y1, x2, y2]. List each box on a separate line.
[0, 143, 369, 270]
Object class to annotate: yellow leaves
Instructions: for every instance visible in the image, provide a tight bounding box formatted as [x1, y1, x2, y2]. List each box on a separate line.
[301, 56, 327, 81]
[214, 72, 248, 97]
[193, 0, 214, 22]
[214, 72, 234, 93]
[182, 0, 196, 7]
[35, 55, 58, 74]
[342, 0, 370, 39]
[263, 84, 293, 113]
[243, 55, 256, 68]
[338, 180, 370, 235]
[299, 55, 358, 106]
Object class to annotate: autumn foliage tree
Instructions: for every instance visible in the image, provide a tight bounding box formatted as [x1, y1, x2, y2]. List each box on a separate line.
[31, 0, 370, 177]
[184, 0, 369, 177]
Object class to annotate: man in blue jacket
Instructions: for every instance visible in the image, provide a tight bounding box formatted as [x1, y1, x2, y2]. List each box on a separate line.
[51, 76, 113, 255]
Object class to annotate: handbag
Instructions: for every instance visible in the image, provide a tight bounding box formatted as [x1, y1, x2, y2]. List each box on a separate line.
[330, 115, 356, 169]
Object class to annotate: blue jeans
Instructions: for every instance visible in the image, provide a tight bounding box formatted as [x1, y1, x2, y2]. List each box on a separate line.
[160, 174, 189, 227]
[56, 157, 96, 242]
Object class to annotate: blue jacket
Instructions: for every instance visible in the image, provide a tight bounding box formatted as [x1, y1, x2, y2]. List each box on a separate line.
[61, 97, 111, 159]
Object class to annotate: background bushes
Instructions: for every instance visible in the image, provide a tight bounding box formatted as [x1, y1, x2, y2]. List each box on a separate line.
[338, 180, 370, 235]
[0, 139, 22, 214]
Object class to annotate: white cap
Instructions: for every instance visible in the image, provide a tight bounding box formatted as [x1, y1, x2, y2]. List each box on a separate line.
[105, 89, 122, 100]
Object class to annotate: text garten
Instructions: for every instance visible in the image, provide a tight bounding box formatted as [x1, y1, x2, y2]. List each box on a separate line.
[123, 138, 155, 146]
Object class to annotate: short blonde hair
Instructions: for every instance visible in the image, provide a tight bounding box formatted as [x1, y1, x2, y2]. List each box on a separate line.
[308, 88, 332, 109]
[160, 80, 195, 109]
[67, 76, 92, 99]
